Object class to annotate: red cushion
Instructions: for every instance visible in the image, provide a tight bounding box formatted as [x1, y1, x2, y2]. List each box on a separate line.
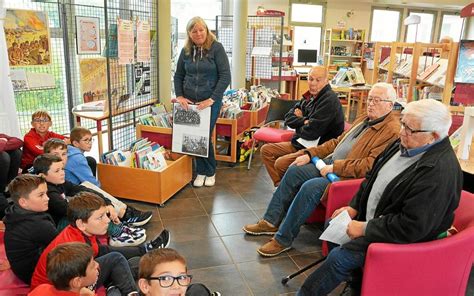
[0, 232, 30, 294]
[253, 127, 295, 143]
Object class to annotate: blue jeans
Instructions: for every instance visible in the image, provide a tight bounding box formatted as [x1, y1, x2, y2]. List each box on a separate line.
[95, 252, 138, 294]
[196, 101, 222, 176]
[297, 246, 366, 296]
[263, 163, 331, 247]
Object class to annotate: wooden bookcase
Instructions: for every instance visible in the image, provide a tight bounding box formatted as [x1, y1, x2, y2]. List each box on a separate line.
[371, 41, 458, 106]
[323, 28, 367, 76]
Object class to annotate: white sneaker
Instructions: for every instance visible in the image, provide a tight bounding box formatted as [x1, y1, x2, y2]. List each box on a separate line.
[193, 175, 206, 187]
[204, 175, 216, 187]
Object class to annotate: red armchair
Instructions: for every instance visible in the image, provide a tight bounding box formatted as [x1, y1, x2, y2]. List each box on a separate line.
[324, 185, 474, 296]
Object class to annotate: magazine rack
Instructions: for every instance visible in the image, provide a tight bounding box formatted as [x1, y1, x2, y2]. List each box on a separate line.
[372, 41, 458, 105]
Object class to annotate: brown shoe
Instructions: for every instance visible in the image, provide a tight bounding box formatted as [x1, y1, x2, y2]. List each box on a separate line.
[243, 220, 278, 235]
[258, 238, 291, 257]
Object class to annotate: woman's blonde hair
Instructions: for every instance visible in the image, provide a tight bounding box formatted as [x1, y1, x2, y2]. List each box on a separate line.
[184, 16, 216, 56]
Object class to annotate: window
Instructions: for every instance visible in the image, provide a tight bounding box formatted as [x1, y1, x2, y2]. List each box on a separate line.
[291, 3, 323, 23]
[405, 11, 435, 43]
[440, 14, 463, 42]
[293, 26, 321, 66]
[370, 9, 401, 42]
[290, 2, 324, 66]
[171, 0, 222, 51]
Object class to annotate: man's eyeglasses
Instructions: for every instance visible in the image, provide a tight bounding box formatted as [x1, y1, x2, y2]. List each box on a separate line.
[32, 118, 51, 123]
[148, 274, 193, 288]
[400, 121, 432, 135]
[366, 96, 392, 105]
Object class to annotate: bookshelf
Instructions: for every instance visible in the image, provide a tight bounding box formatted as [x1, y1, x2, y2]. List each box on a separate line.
[323, 28, 367, 77]
[372, 41, 458, 107]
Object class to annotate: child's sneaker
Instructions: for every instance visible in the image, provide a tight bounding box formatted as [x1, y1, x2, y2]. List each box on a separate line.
[144, 229, 171, 252]
[122, 206, 153, 227]
[109, 225, 147, 247]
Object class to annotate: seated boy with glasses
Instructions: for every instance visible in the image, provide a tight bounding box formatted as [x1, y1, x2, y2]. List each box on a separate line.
[138, 248, 220, 296]
[20, 110, 69, 173]
[65, 127, 100, 187]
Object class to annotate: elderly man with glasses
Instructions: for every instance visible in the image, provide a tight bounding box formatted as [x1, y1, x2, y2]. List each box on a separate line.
[298, 99, 462, 296]
[244, 82, 401, 257]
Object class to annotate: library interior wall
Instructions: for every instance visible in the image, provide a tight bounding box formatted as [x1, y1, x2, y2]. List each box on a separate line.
[245, 1, 463, 40]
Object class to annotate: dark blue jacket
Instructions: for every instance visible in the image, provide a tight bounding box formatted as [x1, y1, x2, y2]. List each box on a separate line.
[346, 137, 462, 252]
[174, 41, 231, 102]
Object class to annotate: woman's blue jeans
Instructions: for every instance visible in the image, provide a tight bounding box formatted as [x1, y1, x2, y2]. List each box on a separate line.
[195, 101, 221, 177]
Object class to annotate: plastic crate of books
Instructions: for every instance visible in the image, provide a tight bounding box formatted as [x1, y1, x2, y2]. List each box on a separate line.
[97, 152, 191, 205]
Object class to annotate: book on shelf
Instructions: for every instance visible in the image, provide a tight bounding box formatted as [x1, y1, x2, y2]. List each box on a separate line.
[418, 63, 440, 81]
[347, 67, 365, 86]
[331, 67, 349, 86]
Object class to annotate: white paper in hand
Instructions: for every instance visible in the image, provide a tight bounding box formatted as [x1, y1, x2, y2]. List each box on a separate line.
[296, 137, 320, 148]
[319, 210, 352, 245]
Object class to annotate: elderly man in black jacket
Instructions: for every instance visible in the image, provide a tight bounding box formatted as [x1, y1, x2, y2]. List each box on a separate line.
[261, 66, 345, 186]
[298, 99, 462, 296]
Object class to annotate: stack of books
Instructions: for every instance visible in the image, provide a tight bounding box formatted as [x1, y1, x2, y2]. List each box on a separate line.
[138, 103, 173, 127]
[101, 138, 168, 172]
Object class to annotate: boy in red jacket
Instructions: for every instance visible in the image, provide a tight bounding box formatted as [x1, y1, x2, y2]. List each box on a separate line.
[29, 242, 100, 296]
[21, 110, 68, 172]
[31, 192, 168, 294]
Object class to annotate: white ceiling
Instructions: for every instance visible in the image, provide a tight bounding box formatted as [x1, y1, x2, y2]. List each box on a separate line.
[328, 0, 470, 10]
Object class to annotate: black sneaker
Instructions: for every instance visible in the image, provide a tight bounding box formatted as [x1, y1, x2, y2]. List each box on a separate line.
[122, 206, 153, 227]
[145, 229, 171, 252]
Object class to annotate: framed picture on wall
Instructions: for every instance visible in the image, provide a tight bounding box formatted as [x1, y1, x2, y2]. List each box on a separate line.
[4, 9, 51, 67]
[76, 16, 101, 54]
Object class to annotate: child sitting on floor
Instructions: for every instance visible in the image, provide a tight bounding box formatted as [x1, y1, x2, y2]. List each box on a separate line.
[28, 242, 100, 296]
[65, 127, 99, 187]
[20, 110, 67, 172]
[4, 174, 58, 284]
[43, 138, 153, 227]
[30, 192, 170, 291]
[138, 248, 220, 296]
[33, 153, 146, 247]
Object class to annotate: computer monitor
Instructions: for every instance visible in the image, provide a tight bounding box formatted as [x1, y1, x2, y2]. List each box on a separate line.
[297, 49, 318, 65]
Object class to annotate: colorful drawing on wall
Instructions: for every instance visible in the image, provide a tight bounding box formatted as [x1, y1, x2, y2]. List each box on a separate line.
[454, 40, 474, 84]
[76, 16, 101, 54]
[102, 24, 118, 58]
[4, 9, 51, 67]
[79, 58, 108, 103]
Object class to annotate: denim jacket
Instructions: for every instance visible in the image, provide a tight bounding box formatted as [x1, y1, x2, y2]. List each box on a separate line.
[174, 41, 231, 102]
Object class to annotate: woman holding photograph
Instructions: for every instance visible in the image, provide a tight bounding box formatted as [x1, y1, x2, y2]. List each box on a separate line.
[174, 16, 231, 187]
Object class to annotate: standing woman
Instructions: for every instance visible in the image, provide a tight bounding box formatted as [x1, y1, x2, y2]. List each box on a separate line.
[174, 16, 231, 187]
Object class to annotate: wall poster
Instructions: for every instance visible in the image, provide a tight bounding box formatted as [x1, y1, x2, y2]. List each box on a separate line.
[4, 9, 51, 67]
[76, 16, 101, 55]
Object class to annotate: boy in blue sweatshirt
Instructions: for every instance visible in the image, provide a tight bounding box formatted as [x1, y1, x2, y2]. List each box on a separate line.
[65, 127, 100, 187]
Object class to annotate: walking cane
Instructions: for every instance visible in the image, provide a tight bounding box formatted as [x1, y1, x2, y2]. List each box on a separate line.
[281, 256, 327, 285]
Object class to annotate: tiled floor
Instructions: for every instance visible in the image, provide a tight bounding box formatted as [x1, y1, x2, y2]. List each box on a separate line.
[125, 154, 474, 296]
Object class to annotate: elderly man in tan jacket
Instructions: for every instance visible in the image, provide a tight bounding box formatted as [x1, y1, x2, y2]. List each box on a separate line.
[243, 82, 401, 257]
